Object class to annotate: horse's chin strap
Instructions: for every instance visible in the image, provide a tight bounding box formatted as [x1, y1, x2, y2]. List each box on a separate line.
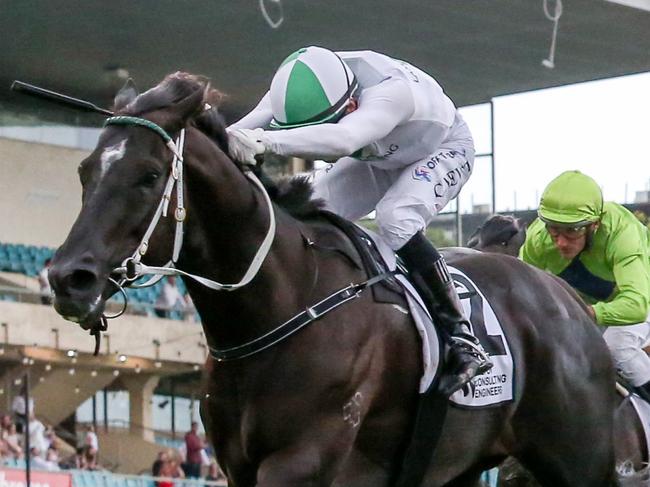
[111, 123, 277, 292]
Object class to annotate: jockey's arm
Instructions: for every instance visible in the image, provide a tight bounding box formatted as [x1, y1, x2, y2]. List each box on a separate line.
[261, 77, 416, 160]
[592, 244, 650, 326]
[229, 92, 274, 130]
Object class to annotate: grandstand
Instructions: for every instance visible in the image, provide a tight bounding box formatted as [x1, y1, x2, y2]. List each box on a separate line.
[0, 2, 647, 486]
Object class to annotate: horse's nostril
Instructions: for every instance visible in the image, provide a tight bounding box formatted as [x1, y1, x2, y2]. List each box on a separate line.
[68, 269, 98, 291]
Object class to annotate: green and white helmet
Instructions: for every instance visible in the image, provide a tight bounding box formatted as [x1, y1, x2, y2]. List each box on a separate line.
[538, 170, 604, 226]
[269, 46, 358, 129]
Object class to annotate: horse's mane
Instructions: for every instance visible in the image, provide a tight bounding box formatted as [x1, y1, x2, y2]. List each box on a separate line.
[125, 72, 325, 219]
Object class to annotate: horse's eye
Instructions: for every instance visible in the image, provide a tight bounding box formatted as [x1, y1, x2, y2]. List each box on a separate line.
[138, 172, 160, 188]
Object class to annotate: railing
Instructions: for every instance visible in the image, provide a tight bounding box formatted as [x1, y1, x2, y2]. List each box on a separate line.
[0, 464, 227, 487]
[0, 284, 198, 322]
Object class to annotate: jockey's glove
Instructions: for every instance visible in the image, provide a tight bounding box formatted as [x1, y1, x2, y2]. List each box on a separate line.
[226, 128, 266, 165]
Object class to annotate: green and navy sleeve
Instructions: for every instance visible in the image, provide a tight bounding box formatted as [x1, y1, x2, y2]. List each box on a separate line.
[593, 224, 650, 325]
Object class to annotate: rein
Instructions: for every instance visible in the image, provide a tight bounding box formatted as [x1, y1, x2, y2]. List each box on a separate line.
[105, 116, 276, 291]
[94, 115, 391, 361]
[88, 115, 276, 353]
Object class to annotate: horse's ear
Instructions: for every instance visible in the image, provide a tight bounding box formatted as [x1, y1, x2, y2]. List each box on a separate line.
[113, 79, 139, 112]
[168, 82, 208, 123]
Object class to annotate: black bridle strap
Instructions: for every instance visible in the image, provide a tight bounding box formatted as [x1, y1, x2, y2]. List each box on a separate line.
[209, 271, 394, 361]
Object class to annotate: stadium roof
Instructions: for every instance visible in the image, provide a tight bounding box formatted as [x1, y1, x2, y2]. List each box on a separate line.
[1, 0, 649, 123]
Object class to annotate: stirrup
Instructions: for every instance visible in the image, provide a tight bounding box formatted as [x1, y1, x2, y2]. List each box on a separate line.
[450, 335, 492, 369]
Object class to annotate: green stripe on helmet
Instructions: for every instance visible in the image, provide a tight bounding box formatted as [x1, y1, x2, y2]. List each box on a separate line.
[283, 60, 331, 127]
[280, 48, 307, 67]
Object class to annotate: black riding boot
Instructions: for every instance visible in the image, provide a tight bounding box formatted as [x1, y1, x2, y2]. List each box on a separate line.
[635, 381, 650, 403]
[398, 232, 493, 397]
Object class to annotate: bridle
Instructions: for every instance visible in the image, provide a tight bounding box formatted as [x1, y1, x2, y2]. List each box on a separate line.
[91, 114, 389, 362]
[89, 115, 276, 353]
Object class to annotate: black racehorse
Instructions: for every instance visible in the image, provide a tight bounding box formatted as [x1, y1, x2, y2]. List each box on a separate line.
[471, 214, 649, 486]
[48, 74, 619, 486]
[467, 214, 526, 257]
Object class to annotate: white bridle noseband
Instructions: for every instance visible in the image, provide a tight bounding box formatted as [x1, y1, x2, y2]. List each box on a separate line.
[105, 115, 276, 292]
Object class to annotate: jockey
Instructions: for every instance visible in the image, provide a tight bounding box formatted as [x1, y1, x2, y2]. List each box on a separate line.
[521, 170, 650, 400]
[226, 46, 492, 396]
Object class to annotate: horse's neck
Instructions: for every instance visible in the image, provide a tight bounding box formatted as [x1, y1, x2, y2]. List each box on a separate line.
[179, 145, 313, 350]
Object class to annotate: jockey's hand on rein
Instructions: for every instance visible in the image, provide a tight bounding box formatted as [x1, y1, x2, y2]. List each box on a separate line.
[226, 128, 267, 165]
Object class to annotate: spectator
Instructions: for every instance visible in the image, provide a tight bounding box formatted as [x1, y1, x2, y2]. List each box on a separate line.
[2, 422, 23, 459]
[83, 445, 100, 471]
[45, 446, 60, 467]
[0, 414, 12, 431]
[38, 258, 53, 305]
[155, 449, 185, 487]
[183, 422, 204, 478]
[183, 294, 197, 322]
[30, 447, 60, 471]
[27, 413, 48, 456]
[154, 276, 186, 318]
[152, 450, 169, 477]
[0, 431, 8, 459]
[11, 385, 34, 433]
[44, 423, 56, 450]
[83, 424, 99, 453]
[60, 446, 86, 470]
[205, 460, 227, 484]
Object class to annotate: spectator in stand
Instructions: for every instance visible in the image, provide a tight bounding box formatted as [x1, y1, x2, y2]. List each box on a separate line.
[27, 412, 48, 456]
[61, 446, 87, 470]
[45, 446, 60, 467]
[38, 258, 53, 305]
[0, 430, 8, 459]
[83, 424, 99, 453]
[183, 422, 204, 478]
[2, 422, 23, 459]
[83, 445, 100, 471]
[152, 450, 169, 477]
[183, 294, 197, 323]
[11, 385, 34, 433]
[44, 424, 57, 451]
[30, 447, 60, 471]
[156, 450, 185, 487]
[205, 460, 227, 484]
[154, 276, 186, 319]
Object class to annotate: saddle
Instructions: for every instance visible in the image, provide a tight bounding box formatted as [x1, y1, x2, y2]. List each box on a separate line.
[313, 210, 404, 304]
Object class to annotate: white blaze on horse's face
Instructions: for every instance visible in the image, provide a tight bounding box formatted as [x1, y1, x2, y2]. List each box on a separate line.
[99, 139, 127, 180]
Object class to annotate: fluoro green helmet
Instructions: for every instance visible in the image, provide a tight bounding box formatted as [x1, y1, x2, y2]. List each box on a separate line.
[538, 170, 604, 226]
[269, 46, 358, 129]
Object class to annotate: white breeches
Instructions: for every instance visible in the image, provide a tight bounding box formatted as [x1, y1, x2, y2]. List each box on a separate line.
[603, 320, 650, 386]
[312, 145, 475, 251]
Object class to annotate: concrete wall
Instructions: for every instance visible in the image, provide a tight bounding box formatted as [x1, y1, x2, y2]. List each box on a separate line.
[0, 301, 206, 363]
[0, 137, 86, 247]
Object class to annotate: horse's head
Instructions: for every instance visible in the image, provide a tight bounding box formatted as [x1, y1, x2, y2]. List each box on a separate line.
[467, 214, 527, 257]
[48, 73, 218, 329]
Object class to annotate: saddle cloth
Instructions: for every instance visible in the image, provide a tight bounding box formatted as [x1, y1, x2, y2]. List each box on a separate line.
[361, 228, 515, 406]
